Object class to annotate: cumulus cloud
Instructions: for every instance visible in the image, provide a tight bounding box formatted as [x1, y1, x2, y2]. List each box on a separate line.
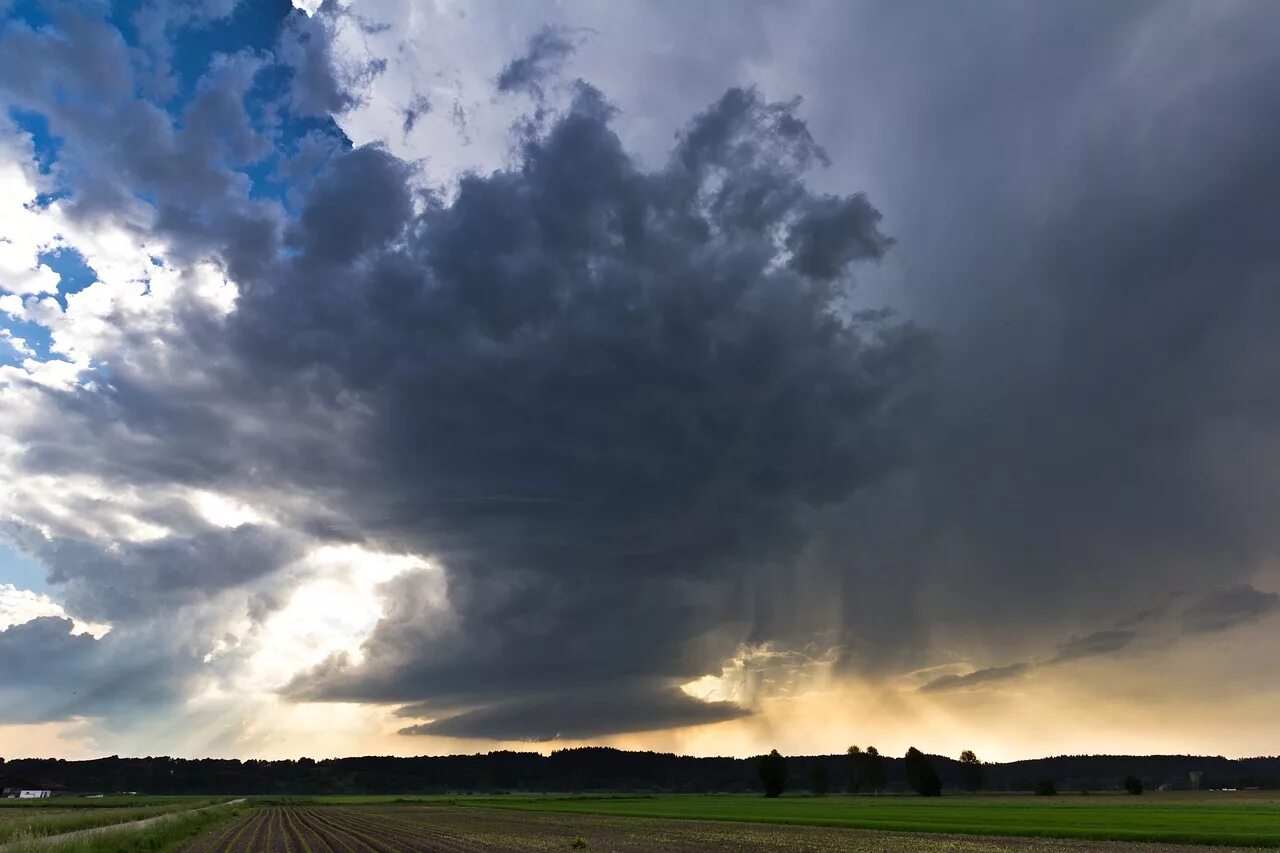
[278, 2, 385, 117]
[0, 583, 104, 636]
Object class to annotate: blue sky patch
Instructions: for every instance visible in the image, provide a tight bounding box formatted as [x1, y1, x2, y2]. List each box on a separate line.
[40, 246, 96, 308]
[8, 107, 59, 173]
[0, 541, 47, 593]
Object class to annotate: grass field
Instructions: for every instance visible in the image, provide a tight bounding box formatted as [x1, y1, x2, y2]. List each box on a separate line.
[0, 798, 211, 810]
[0, 798, 224, 845]
[440, 792, 1280, 848]
[1, 802, 245, 852]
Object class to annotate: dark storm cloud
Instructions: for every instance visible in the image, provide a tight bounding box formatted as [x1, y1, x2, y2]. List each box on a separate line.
[1181, 585, 1279, 634]
[1050, 630, 1137, 664]
[0, 617, 203, 724]
[496, 25, 577, 99]
[786, 194, 892, 281]
[398, 684, 748, 741]
[3, 0, 929, 735]
[785, 0, 1280, 671]
[242, 84, 932, 731]
[289, 144, 414, 263]
[9, 524, 302, 624]
[914, 588, 1264, 694]
[919, 663, 1029, 693]
[8, 0, 1280, 740]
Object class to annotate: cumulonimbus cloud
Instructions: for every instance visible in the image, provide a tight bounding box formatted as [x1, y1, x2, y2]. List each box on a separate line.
[5, 0, 1280, 747]
[0, 2, 931, 737]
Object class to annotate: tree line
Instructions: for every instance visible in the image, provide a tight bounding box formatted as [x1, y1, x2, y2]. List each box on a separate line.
[759, 746, 944, 797]
[757, 747, 1231, 797]
[1, 749, 1274, 796]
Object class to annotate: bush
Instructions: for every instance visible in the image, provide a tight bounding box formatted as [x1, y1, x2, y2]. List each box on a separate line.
[1123, 775, 1144, 795]
[1034, 780, 1057, 796]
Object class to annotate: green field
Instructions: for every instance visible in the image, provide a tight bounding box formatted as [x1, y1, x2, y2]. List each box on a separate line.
[434, 792, 1280, 847]
[0, 796, 211, 810]
[0, 798, 224, 844]
[1, 802, 245, 853]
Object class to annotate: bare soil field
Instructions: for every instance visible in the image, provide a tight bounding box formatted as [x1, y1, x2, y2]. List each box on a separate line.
[178, 805, 1270, 852]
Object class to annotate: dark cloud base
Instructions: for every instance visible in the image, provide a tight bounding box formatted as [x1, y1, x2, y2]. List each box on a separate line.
[398, 684, 749, 741]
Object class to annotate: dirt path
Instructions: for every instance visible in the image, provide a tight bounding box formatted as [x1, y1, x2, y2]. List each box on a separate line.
[0, 799, 244, 849]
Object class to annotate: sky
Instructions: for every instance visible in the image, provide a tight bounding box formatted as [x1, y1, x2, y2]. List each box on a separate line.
[1, 0, 1279, 763]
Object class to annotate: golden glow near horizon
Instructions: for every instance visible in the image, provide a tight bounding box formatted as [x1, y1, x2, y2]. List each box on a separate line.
[4, 595, 1278, 763]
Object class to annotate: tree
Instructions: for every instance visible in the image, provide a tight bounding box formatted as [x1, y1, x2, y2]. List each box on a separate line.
[958, 749, 984, 792]
[904, 747, 942, 797]
[863, 746, 885, 794]
[758, 750, 788, 798]
[810, 761, 829, 796]
[844, 742, 865, 788]
[1034, 780, 1057, 796]
[1123, 775, 1144, 795]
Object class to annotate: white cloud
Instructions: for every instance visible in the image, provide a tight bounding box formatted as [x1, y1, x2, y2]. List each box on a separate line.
[0, 582, 109, 638]
[189, 490, 271, 530]
[0, 120, 63, 297]
[316, 1, 780, 186]
[242, 545, 437, 688]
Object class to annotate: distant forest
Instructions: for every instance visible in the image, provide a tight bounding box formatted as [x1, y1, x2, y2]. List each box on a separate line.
[4, 748, 1280, 795]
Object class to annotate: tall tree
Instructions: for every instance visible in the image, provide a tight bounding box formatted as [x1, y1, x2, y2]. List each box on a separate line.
[758, 750, 788, 798]
[959, 749, 984, 791]
[864, 745, 885, 794]
[904, 747, 942, 797]
[845, 746, 862, 793]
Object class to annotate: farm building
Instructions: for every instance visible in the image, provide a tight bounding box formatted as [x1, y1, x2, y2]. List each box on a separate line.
[0, 774, 65, 798]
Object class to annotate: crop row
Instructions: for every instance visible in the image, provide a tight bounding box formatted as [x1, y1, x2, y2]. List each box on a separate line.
[179, 805, 492, 852]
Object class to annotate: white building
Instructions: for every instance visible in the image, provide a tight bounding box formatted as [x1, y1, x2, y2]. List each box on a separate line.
[0, 775, 64, 799]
